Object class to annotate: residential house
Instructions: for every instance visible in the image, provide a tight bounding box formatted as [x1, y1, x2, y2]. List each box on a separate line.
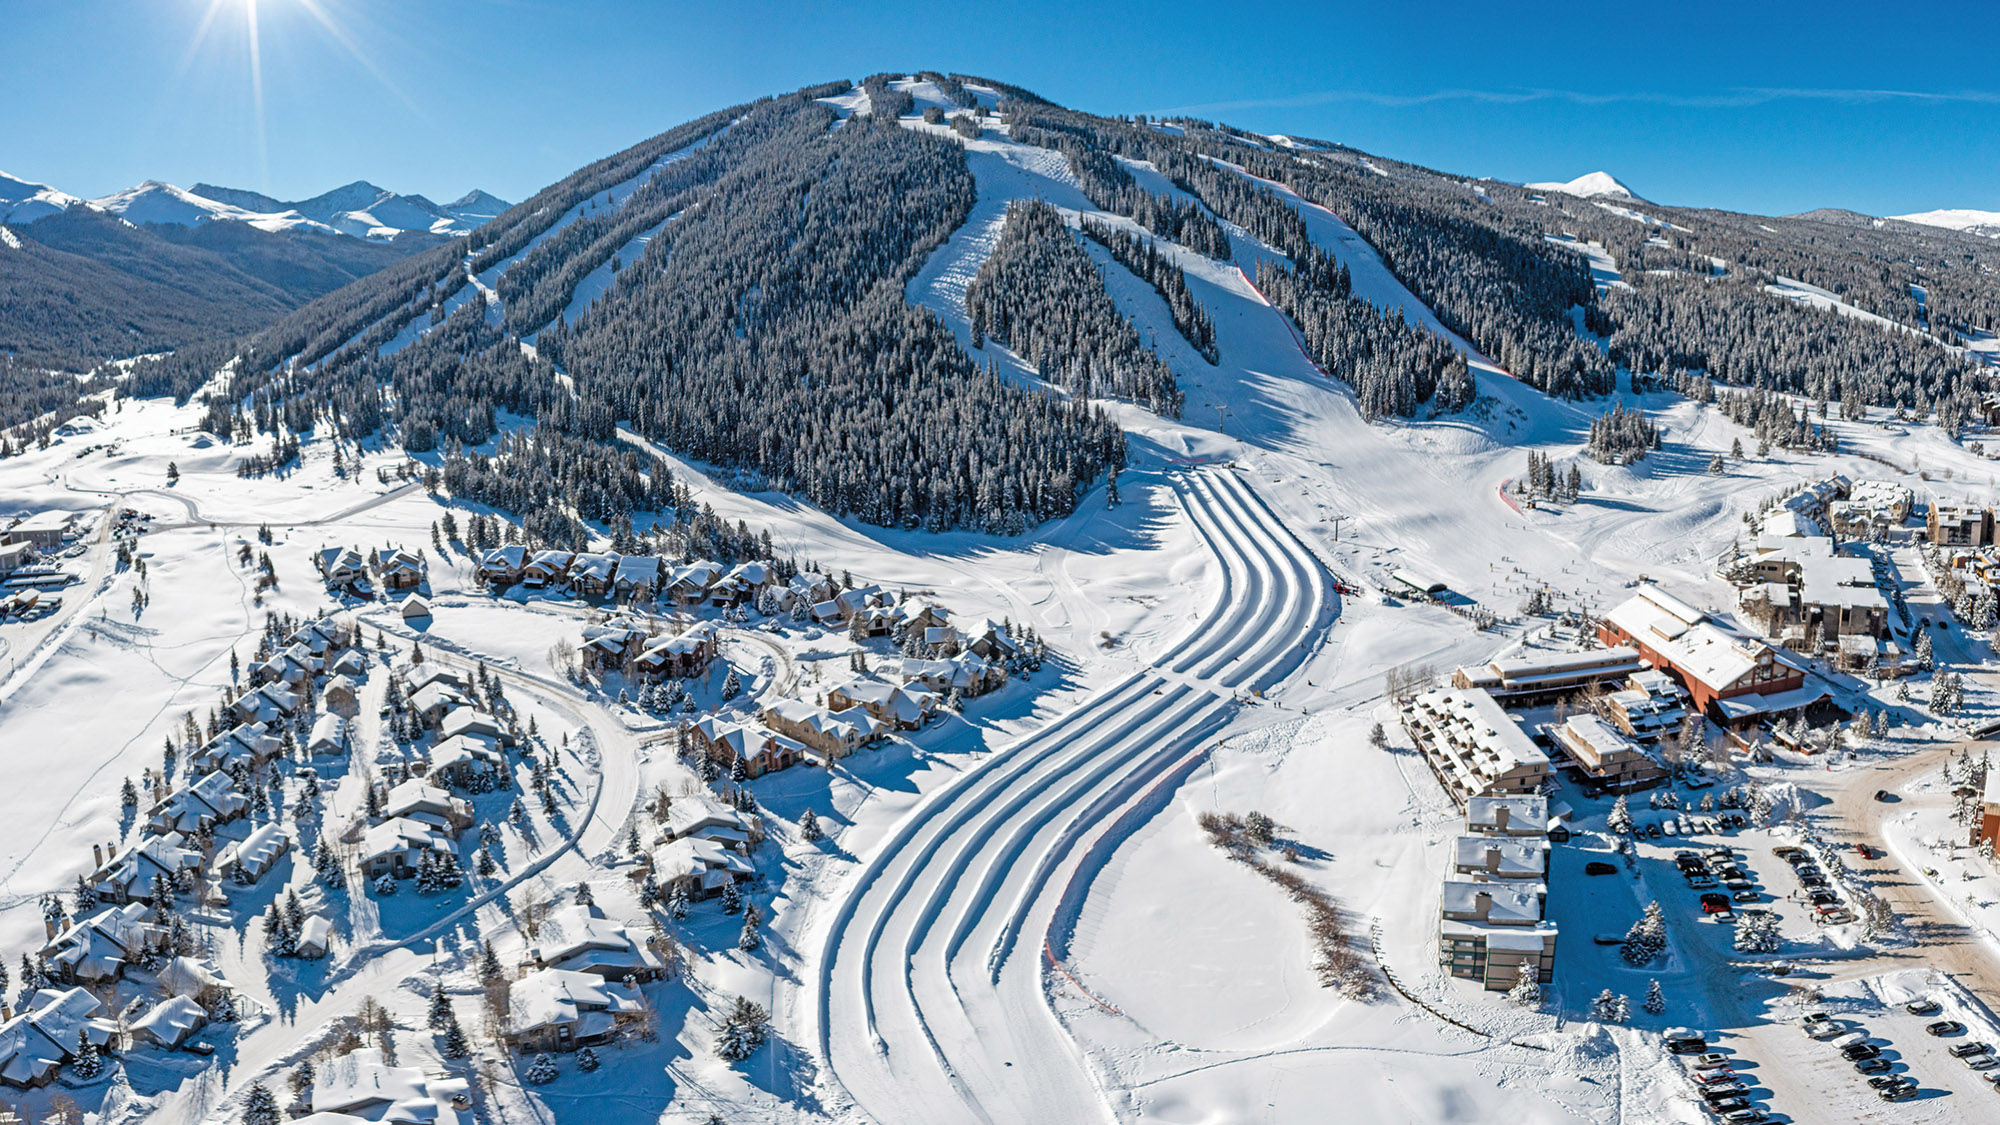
[440, 706, 510, 746]
[428, 733, 505, 788]
[664, 560, 723, 606]
[522, 549, 576, 588]
[309, 713, 350, 757]
[409, 682, 470, 727]
[148, 771, 250, 835]
[215, 823, 290, 884]
[761, 699, 882, 760]
[322, 675, 362, 718]
[382, 779, 474, 833]
[613, 555, 663, 602]
[3, 511, 76, 550]
[401, 662, 466, 695]
[650, 836, 755, 899]
[824, 678, 933, 730]
[296, 914, 334, 959]
[503, 969, 647, 1053]
[710, 561, 775, 607]
[1602, 670, 1688, 741]
[88, 833, 200, 905]
[42, 903, 160, 983]
[0, 988, 116, 1088]
[359, 818, 457, 880]
[896, 652, 1006, 698]
[580, 619, 648, 673]
[227, 683, 299, 726]
[632, 623, 718, 680]
[477, 545, 527, 588]
[193, 721, 281, 774]
[521, 905, 666, 981]
[663, 795, 754, 851]
[686, 717, 804, 778]
[372, 546, 426, 591]
[400, 595, 433, 621]
[315, 547, 368, 590]
[569, 553, 618, 598]
[129, 996, 208, 1050]
[309, 1047, 469, 1125]
[1464, 795, 1549, 838]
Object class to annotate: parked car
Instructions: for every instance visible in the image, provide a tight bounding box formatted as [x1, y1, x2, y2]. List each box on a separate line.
[1694, 1069, 1741, 1086]
[1733, 890, 1761, 903]
[1876, 1084, 1916, 1102]
[1905, 998, 1941, 1016]
[1700, 1081, 1750, 1098]
[1968, 1055, 1998, 1071]
[1646, 823, 1663, 839]
[1706, 1096, 1754, 1115]
[1855, 1057, 1892, 1074]
[1691, 1053, 1732, 1069]
[1843, 1044, 1883, 1061]
[1928, 1020, 1966, 1037]
[1664, 1028, 1708, 1054]
[1700, 893, 1733, 914]
[1874, 790, 1894, 802]
[1948, 1042, 1990, 1059]
[1717, 1111, 1765, 1125]
[1772, 846, 1804, 861]
[1867, 1075, 1908, 1091]
[1585, 861, 1618, 876]
[1829, 1031, 1869, 1049]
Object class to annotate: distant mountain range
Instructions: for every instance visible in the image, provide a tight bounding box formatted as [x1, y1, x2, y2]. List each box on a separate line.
[1, 170, 509, 241]
[1890, 208, 2000, 239]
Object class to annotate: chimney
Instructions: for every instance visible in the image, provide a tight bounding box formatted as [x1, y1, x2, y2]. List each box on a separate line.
[92, 844, 103, 868]
[44, 917, 58, 941]
[1494, 804, 1511, 832]
[1475, 891, 1492, 921]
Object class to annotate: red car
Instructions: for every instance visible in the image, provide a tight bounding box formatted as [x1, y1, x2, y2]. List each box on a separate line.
[1700, 893, 1733, 914]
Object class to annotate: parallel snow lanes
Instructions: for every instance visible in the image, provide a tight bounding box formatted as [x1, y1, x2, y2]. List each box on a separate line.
[814, 468, 1335, 1124]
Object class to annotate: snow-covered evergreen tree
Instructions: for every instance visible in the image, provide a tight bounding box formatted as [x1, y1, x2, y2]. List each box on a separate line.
[1505, 960, 1541, 1008]
[525, 1053, 559, 1085]
[1643, 979, 1666, 1015]
[241, 1082, 279, 1125]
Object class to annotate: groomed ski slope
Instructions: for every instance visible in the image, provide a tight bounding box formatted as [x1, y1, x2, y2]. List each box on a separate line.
[816, 467, 1334, 1124]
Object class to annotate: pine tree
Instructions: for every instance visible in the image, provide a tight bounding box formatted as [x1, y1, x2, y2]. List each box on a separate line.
[1606, 795, 1634, 836]
[440, 1016, 471, 1060]
[1505, 960, 1541, 1008]
[739, 903, 762, 952]
[69, 1028, 102, 1080]
[525, 1053, 559, 1085]
[799, 808, 823, 843]
[1643, 978, 1667, 1015]
[576, 1046, 600, 1072]
[428, 985, 453, 1030]
[1621, 901, 1666, 966]
[241, 1082, 278, 1125]
[480, 940, 504, 984]
[721, 881, 742, 914]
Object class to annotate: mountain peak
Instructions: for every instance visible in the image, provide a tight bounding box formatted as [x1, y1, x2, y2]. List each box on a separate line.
[1889, 208, 2000, 238]
[1523, 170, 1638, 201]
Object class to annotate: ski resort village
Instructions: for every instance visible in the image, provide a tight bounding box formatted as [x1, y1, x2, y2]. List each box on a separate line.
[9, 62, 2000, 1125]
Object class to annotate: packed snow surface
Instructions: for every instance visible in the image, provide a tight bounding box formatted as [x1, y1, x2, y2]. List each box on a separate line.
[1524, 170, 1638, 200]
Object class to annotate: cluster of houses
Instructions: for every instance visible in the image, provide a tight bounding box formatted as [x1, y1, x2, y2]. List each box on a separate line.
[581, 617, 722, 681]
[644, 796, 758, 901]
[361, 661, 514, 884]
[503, 904, 666, 1053]
[476, 548, 788, 608]
[1599, 584, 1832, 736]
[1438, 795, 1559, 992]
[314, 544, 427, 599]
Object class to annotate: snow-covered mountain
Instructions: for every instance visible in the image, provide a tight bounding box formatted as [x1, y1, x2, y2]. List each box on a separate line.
[0, 170, 84, 224]
[1523, 170, 1639, 200]
[1890, 208, 2000, 239]
[0, 170, 508, 241]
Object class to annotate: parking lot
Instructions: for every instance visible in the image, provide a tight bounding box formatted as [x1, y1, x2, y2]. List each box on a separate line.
[1744, 974, 2000, 1120]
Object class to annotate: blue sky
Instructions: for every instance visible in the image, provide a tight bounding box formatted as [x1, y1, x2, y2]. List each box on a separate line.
[5, 0, 1997, 217]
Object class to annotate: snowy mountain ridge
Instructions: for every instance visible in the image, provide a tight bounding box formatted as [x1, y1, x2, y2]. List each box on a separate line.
[1891, 208, 2000, 238]
[0, 169, 508, 241]
[1523, 170, 1639, 200]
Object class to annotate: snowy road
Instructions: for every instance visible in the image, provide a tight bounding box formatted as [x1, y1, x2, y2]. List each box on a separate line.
[814, 468, 1334, 1124]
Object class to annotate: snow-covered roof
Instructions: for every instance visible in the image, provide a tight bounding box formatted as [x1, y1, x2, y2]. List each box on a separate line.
[1713, 680, 1832, 720]
[1440, 880, 1546, 925]
[1606, 586, 1783, 692]
[131, 996, 207, 1044]
[218, 822, 288, 877]
[1451, 835, 1548, 879]
[507, 968, 643, 1037]
[312, 1046, 467, 1125]
[1465, 794, 1548, 834]
[526, 906, 664, 975]
[310, 713, 349, 751]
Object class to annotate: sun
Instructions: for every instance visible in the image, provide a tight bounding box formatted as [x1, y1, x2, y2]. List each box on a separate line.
[177, 0, 411, 188]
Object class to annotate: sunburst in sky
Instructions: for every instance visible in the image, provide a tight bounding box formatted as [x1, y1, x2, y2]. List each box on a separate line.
[176, 0, 416, 189]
